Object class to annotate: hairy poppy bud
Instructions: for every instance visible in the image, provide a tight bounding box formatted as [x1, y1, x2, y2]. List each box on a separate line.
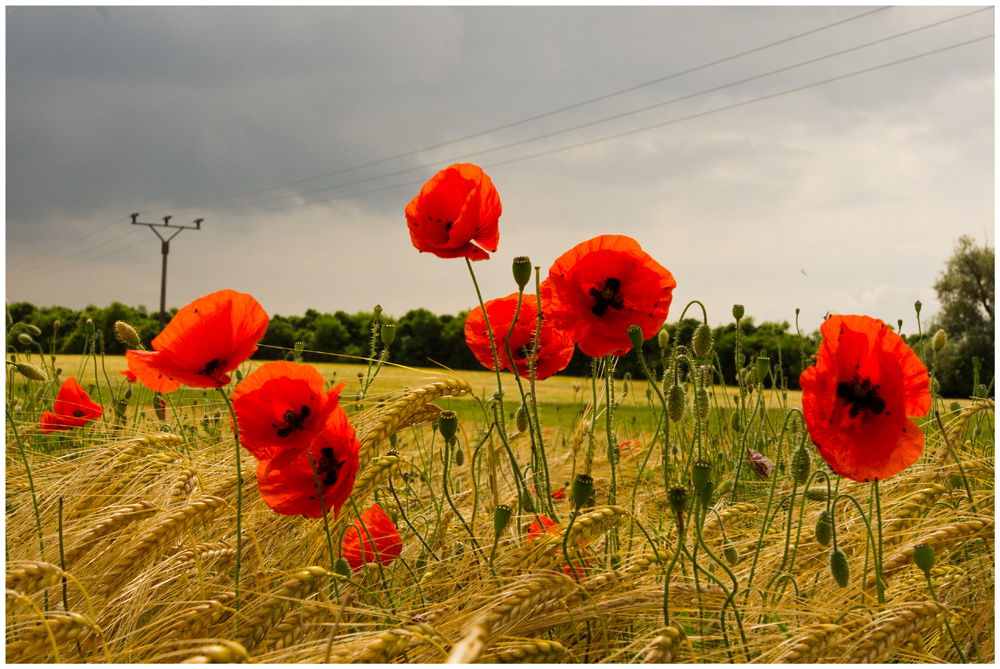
[731, 410, 741, 432]
[723, 540, 739, 566]
[514, 404, 529, 433]
[14, 362, 47, 382]
[815, 509, 832, 547]
[373, 304, 382, 319]
[932, 329, 947, 352]
[657, 328, 670, 350]
[124, 386, 133, 400]
[715, 478, 733, 498]
[692, 323, 713, 358]
[732, 304, 744, 320]
[493, 504, 512, 539]
[668, 486, 688, 519]
[380, 323, 395, 346]
[17, 333, 35, 346]
[334, 557, 352, 578]
[438, 410, 458, 443]
[949, 401, 961, 413]
[622, 372, 631, 396]
[756, 356, 770, 384]
[914, 300, 922, 315]
[572, 473, 594, 511]
[154, 394, 167, 421]
[830, 548, 850, 588]
[114, 320, 143, 350]
[235, 368, 244, 383]
[912, 543, 935, 576]
[627, 324, 644, 350]
[53, 319, 61, 332]
[792, 444, 811, 485]
[805, 486, 827, 502]
[692, 460, 712, 495]
[695, 387, 710, 421]
[25, 324, 42, 337]
[454, 446, 464, 466]
[512, 256, 532, 290]
[667, 384, 685, 423]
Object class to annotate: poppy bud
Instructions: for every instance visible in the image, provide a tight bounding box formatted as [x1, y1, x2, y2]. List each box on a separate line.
[454, 446, 464, 467]
[668, 486, 688, 519]
[830, 548, 850, 588]
[17, 333, 35, 346]
[86, 319, 95, 336]
[657, 328, 670, 350]
[815, 509, 832, 547]
[914, 300, 922, 315]
[124, 386, 133, 400]
[723, 540, 739, 566]
[114, 321, 143, 350]
[931, 378, 939, 394]
[493, 504, 512, 539]
[692, 460, 712, 495]
[622, 372, 631, 396]
[731, 410, 741, 432]
[932, 329, 947, 352]
[897, 319, 903, 333]
[695, 387, 710, 421]
[912, 543, 935, 576]
[792, 444, 811, 485]
[334, 557, 352, 578]
[14, 362, 47, 382]
[667, 384, 685, 423]
[572, 473, 594, 511]
[949, 401, 961, 413]
[715, 478, 733, 498]
[627, 324, 645, 350]
[756, 356, 770, 384]
[438, 410, 458, 443]
[154, 394, 167, 421]
[53, 320, 61, 332]
[514, 404, 529, 433]
[235, 368, 244, 383]
[380, 323, 395, 346]
[24, 324, 42, 337]
[512, 256, 532, 290]
[805, 487, 827, 502]
[732, 305, 744, 320]
[701, 479, 714, 511]
[692, 323, 714, 358]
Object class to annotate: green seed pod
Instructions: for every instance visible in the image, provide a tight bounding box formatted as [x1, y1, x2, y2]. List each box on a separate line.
[17, 333, 35, 346]
[667, 384, 686, 423]
[627, 324, 644, 350]
[932, 329, 947, 352]
[695, 387, 710, 421]
[914, 300, 922, 315]
[830, 548, 850, 588]
[493, 504, 512, 539]
[701, 479, 714, 511]
[691, 460, 712, 495]
[793, 444, 811, 485]
[380, 323, 395, 346]
[334, 557, 352, 578]
[512, 256, 533, 290]
[14, 362, 47, 382]
[912, 543, 936, 576]
[571, 474, 594, 511]
[438, 409, 458, 443]
[114, 320, 143, 350]
[692, 323, 714, 358]
[114, 398, 128, 419]
[723, 541, 739, 566]
[454, 447, 464, 467]
[514, 404, 529, 433]
[668, 486, 688, 519]
[657, 328, 670, 351]
[756, 356, 770, 384]
[732, 304, 745, 320]
[815, 509, 832, 547]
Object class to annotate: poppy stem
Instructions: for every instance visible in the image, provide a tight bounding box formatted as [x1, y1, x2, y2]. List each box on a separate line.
[8, 407, 46, 570]
[631, 331, 671, 490]
[832, 491, 884, 606]
[873, 479, 886, 604]
[934, 411, 975, 506]
[528, 267, 556, 519]
[217, 387, 243, 622]
[307, 452, 339, 595]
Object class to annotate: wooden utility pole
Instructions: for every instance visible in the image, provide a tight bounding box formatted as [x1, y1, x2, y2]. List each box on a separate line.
[131, 213, 203, 331]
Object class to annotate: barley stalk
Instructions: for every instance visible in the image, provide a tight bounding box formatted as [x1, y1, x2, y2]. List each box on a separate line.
[168, 467, 199, 501]
[774, 623, 842, 663]
[897, 565, 966, 591]
[624, 548, 675, 576]
[260, 601, 327, 653]
[63, 501, 159, 567]
[355, 629, 410, 663]
[103, 496, 230, 594]
[868, 518, 994, 587]
[566, 505, 627, 545]
[240, 566, 331, 654]
[168, 541, 237, 570]
[178, 640, 251, 664]
[847, 601, 948, 663]
[883, 484, 950, 546]
[6, 611, 99, 663]
[702, 503, 757, 534]
[642, 624, 686, 663]
[153, 598, 233, 648]
[6, 561, 65, 600]
[484, 639, 569, 663]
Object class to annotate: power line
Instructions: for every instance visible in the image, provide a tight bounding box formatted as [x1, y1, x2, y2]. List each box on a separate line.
[7, 227, 144, 278]
[6, 216, 131, 270]
[204, 32, 993, 220]
[196, 8, 992, 218]
[8, 236, 152, 283]
[169, 6, 892, 213]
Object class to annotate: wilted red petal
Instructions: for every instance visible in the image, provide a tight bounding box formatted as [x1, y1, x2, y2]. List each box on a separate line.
[405, 163, 502, 262]
[341, 504, 403, 571]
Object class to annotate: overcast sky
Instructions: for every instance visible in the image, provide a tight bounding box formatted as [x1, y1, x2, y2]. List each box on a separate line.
[5, 5, 995, 335]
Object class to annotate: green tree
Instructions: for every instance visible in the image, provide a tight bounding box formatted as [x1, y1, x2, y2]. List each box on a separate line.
[931, 235, 994, 396]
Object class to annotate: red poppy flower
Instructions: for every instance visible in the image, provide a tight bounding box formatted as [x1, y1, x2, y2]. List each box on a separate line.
[232, 361, 345, 465]
[40, 377, 103, 434]
[548, 235, 676, 358]
[551, 487, 566, 501]
[800, 314, 931, 483]
[405, 163, 501, 261]
[126, 289, 268, 393]
[256, 407, 359, 519]
[341, 504, 403, 571]
[618, 440, 642, 458]
[464, 281, 575, 380]
[119, 369, 137, 383]
[526, 514, 588, 580]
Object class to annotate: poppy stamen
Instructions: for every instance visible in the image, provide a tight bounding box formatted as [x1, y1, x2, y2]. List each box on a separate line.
[73, 410, 85, 418]
[836, 375, 885, 418]
[589, 277, 625, 317]
[317, 446, 346, 488]
[201, 358, 221, 375]
[276, 405, 311, 438]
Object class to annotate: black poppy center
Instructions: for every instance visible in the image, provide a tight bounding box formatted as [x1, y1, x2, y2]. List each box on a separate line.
[73, 410, 85, 418]
[276, 405, 311, 438]
[588, 277, 625, 317]
[836, 375, 885, 418]
[201, 358, 222, 375]
[316, 446, 346, 489]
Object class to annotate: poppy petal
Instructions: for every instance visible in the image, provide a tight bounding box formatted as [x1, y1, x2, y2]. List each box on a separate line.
[341, 504, 403, 571]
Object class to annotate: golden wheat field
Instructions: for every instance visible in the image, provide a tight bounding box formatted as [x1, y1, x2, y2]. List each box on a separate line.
[6, 349, 995, 664]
